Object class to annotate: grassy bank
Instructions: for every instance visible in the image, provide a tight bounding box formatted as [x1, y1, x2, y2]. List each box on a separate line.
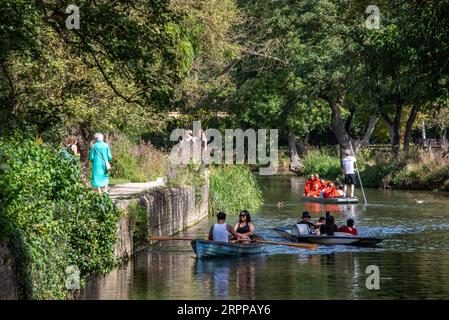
[300, 147, 449, 192]
[210, 165, 263, 215]
[0, 136, 120, 299]
[108, 133, 166, 183]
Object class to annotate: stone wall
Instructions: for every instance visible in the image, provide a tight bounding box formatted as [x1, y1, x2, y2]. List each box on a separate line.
[0, 242, 17, 300]
[113, 169, 210, 257]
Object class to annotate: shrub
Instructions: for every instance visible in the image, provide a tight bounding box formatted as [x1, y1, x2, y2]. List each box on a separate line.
[108, 134, 167, 183]
[0, 136, 119, 299]
[301, 148, 341, 179]
[209, 165, 263, 215]
[166, 161, 207, 204]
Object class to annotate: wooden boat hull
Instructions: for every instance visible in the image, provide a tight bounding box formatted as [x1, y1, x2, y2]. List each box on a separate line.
[301, 196, 358, 204]
[273, 227, 383, 246]
[191, 239, 265, 258]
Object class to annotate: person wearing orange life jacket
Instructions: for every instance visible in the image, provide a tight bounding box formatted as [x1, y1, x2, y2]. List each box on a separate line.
[312, 174, 323, 191]
[304, 174, 315, 196]
[308, 183, 321, 197]
[323, 182, 341, 198]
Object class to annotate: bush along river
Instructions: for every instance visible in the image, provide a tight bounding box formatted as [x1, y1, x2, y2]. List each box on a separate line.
[80, 174, 449, 299]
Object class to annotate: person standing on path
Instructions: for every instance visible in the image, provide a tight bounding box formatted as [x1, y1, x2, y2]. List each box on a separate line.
[89, 133, 112, 194]
[342, 149, 357, 198]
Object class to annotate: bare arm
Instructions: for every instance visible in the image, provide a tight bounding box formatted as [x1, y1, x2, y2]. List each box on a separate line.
[208, 225, 214, 240]
[227, 224, 240, 239]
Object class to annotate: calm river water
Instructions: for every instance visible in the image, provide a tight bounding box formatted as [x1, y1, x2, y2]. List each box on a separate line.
[81, 174, 449, 299]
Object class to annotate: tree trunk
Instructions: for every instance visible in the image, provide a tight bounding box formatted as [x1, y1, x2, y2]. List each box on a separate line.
[287, 128, 301, 173]
[379, 100, 403, 157]
[295, 134, 309, 157]
[327, 96, 353, 168]
[403, 104, 419, 153]
[77, 122, 94, 186]
[360, 115, 379, 146]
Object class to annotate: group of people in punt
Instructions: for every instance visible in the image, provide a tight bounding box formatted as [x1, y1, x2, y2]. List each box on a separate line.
[303, 148, 358, 199]
[208, 209, 359, 243]
[297, 211, 358, 236]
[303, 174, 345, 199]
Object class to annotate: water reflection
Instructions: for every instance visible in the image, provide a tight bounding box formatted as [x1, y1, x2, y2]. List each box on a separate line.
[80, 175, 449, 300]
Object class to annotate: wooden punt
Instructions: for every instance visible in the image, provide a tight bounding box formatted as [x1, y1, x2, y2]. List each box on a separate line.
[301, 196, 359, 204]
[191, 239, 265, 259]
[273, 227, 383, 246]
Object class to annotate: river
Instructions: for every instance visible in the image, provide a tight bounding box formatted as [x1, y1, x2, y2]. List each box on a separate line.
[81, 174, 449, 299]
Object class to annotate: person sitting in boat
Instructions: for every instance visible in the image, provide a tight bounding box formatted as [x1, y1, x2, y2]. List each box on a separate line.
[208, 211, 241, 243]
[308, 183, 321, 197]
[292, 211, 316, 236]
[337, 218, 358, 235]
[304, 174, 315, 196]
[323, 182, 342, 199]
[315, 216, 325, 236]
[233, 210, 256, 241]
[319, 212, 338, 235]
[313, 174, 323, 190]
[297, 211, 316, 232]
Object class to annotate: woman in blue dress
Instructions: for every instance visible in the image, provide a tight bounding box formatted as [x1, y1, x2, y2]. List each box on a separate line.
[89, 133, 112, 194]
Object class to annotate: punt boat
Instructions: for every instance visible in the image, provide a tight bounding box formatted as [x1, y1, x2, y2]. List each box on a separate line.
[191, 238, 265, 258]
[301, 196, 359, 204]
[273, 227, 383, 246]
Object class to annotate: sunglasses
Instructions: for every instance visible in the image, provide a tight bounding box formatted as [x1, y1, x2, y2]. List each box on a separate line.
[239, 214, 247, 217]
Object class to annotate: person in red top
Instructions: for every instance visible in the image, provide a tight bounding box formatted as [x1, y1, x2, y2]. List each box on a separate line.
[304, 174, 315, 196]
[337, 219, 358, 235]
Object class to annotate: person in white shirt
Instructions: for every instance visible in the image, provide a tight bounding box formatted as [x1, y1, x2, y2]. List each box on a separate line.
[342, 149, 357, 198]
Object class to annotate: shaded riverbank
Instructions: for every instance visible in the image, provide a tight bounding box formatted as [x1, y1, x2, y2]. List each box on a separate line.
[80, 175, 449, 299]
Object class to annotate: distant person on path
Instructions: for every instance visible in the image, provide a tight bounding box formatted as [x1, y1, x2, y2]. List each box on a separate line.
[65, 136, 79, 156]
[233, 210, 256, 241]
[89, 133, 112, 194]
[337, 218, 358, 235]
[342, 149, 357, 198]
[209, 212, 241, 243]
[59, 136, 80, 163]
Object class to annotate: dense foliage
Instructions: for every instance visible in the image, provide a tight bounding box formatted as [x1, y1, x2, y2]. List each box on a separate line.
[210, 165, 263, 215]
[0, 136, 119, 299]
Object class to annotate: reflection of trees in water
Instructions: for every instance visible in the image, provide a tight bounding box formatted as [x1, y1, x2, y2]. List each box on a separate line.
[194, 257, 261, 299]
[235, 259, 257, 298]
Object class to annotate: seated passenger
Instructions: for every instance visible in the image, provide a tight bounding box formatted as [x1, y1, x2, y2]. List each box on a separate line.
[308, 183, 321, 197]
[337, 218, 358, 235]
[315, 216, 325, 236]
[313, 174, 323, 190]
[292, 211, 316, 235]
[323, 182, 341, 198]
[298, 211, 316, 230]
[208, 211, 240, 243]
[304, 174, 315, 196]
[233, 210, 255, 241]
[319, 212, 338, 235]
